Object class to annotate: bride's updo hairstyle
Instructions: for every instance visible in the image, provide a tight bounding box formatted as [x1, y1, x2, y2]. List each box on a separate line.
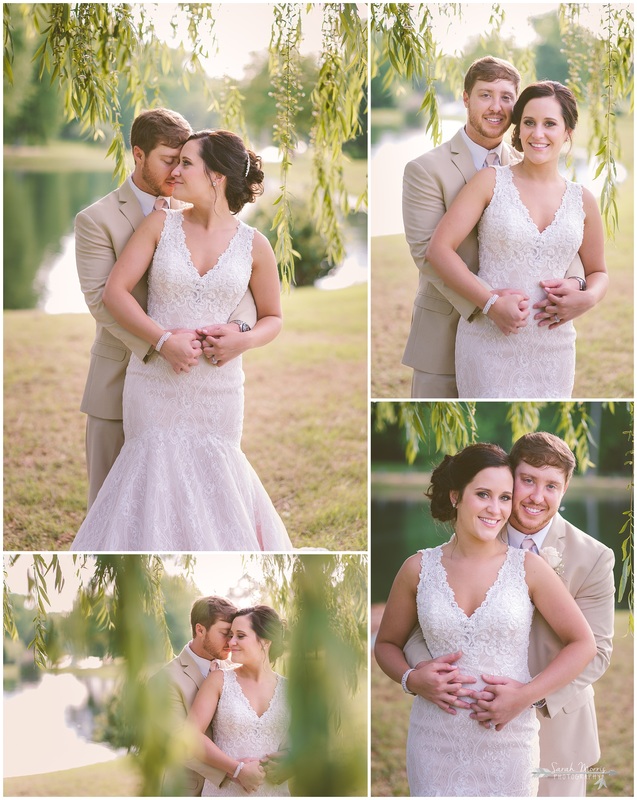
[187, 130, 264, 213]
[426, 443, 512, 522]
[511, 81, 578, 152]
[234, 605, 287, 664]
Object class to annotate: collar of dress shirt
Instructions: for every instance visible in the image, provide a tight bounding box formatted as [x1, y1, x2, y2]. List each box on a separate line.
[460, 126, 504, 171]
[127, 175, 170, 217]
[507, 519, 553, 552]
[186, 644, 216, 678]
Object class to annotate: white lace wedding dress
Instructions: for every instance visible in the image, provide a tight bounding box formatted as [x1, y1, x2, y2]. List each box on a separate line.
[202, 670, 290, 797]
[455, 165, 585, 398]
[407, 546, 540, 797]
[72, 210, 292, 551]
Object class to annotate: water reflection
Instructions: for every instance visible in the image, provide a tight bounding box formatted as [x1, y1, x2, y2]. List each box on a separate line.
[3, 672, 123, 778]
[3, 171, 118, 311]
[371, 492, 628, 607]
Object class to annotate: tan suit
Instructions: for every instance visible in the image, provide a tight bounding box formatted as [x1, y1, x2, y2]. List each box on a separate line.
[401, 128, 583, 397]
[403, 514, 615, 796]
[75, 180, 257, 504]
[154, 645, 229, 796]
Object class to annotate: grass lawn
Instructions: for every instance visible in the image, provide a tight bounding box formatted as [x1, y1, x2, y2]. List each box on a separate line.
[3, 756, 141, 797]
[3, 284, 367, 551]
[371, 609, 633, 797]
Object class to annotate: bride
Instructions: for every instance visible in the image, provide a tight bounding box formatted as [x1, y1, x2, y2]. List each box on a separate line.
[71, 130, 292, 551]
[426, 81, 608, 399]
[374, 443, 596, 796]
[188, 606, 291, 797]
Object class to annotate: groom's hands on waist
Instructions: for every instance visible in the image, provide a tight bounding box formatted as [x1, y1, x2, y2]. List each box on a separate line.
[534, 279, 597, 328]
[467, 675, 531, 731]
[260, 750, 292, 785]
[407, 651, 477, 713]
[198, 324, 251, 367]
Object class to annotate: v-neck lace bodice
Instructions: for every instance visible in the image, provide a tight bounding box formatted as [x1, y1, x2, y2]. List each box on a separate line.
[455, 165, 585, 399]
[407, 545, 539, 796]
[417, 546, 534, 684]
[149, 209, 253, 328]
[203, 670, 291, 797]
[72, 208, 292, 552]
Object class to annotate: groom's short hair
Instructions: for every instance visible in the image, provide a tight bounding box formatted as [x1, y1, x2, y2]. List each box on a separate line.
[190, 596, 237, 636]
[464, 56, 521, 96]
[510, 432, 576, 483]
[130, 107, 192, 155]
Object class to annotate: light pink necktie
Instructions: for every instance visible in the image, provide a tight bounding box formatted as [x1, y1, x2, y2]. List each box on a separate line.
[520, 537, 539, 555]
[483, 151, 499, 168]
[153, 197, 168, 210]
[208, 660, 220, 674]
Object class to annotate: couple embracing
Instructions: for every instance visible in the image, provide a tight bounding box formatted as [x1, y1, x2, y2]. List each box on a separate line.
[376, 432, 615, 797]
[157, 596, 290, 797]
[402, 56, 608, 399]
[71, 108, 292, 551]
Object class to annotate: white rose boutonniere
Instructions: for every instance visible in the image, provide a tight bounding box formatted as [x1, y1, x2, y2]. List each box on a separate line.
[540, 546, 564, 576]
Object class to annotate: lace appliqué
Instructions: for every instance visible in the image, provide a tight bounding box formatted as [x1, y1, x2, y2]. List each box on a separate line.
[202, 670, 291, 797]
[455, 165, 585, 398]
[406, 546, 540, 797]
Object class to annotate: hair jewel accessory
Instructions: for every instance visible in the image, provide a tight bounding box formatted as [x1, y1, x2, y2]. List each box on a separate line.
[244, 155, 250, 178]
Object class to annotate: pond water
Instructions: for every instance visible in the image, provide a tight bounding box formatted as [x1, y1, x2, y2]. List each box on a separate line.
[3, 671, 124, 777]
[371, 486, 629, 607]
[3, 167, 367, 314]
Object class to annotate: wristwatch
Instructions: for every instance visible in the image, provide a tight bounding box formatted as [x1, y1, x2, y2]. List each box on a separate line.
[230, 319, 251, 332]
[567, 276, 587, 291]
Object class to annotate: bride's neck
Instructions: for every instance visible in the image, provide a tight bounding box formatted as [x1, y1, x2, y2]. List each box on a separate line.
[236, 661, 274, 681]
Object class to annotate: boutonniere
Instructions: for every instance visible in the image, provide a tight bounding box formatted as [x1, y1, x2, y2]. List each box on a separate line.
[540, 546, 564, 576]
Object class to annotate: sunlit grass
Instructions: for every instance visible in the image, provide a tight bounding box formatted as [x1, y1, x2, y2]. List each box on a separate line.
[4, 284, 367, 550]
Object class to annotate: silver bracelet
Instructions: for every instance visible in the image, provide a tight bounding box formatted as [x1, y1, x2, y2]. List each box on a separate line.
[233, 761, 245, 779]
[482, 293, 500, 316]
[155, 331, 172, 352]
[401, 667, 416, 695]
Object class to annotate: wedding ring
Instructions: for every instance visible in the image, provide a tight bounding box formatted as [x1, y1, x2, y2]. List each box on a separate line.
[553, 314, 560, 323]
[212, 356, 218, 365]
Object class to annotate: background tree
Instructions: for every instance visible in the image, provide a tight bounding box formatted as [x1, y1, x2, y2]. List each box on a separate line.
[4, 554, 368, 796]
[371, 2, 633, 236]
[3, 3, 367, 288]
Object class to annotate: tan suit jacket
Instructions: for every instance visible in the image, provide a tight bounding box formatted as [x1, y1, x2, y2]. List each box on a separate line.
[403, 514, 615, 770]
[155, 645, 229, 796]
[76, 180, 257, 420]
[401, 128, 584, 383]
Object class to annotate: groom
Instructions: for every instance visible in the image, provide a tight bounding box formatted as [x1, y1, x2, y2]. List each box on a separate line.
[155, 595, 240, 795]
[403, 432, 615, 796]
[402, 56, 592, 398]
[75, 107, 257, 508]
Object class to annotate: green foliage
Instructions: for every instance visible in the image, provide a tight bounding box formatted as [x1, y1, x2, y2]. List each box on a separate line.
[268, 4, 304, 289]
[258, 555, 368, 796]
[310, 4, 368, 267]
[251, 197, 332, 287]
[617, 422, 634, 631]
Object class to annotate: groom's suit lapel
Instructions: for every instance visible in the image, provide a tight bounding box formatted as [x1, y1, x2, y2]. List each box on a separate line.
[541, 512, 567, 557]
[178, 646, 207, 690]
[115, 179, 145, 233]
[449, 129, 477, 186]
